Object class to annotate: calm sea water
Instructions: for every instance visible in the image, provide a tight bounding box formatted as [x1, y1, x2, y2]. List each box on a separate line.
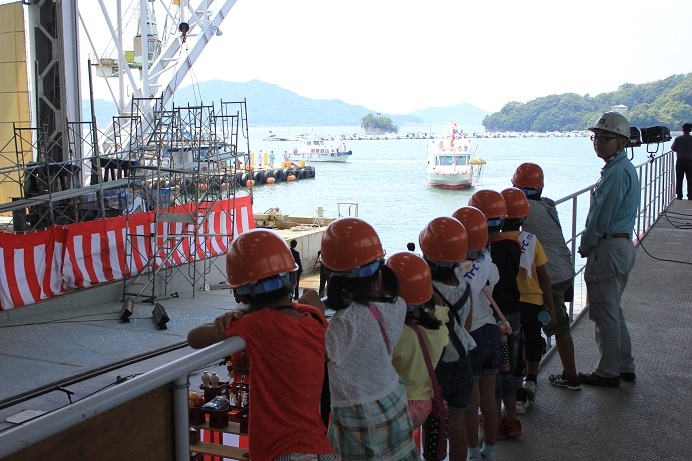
[246, 126, 654, 256]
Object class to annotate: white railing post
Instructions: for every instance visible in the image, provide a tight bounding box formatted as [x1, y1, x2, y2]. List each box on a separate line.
[174, 375, 191, 461]
[0, 337, 246, 459]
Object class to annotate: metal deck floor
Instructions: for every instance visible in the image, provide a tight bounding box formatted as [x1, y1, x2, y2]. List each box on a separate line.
[1, 202, 691, 460]
[493, 199, 692, 461]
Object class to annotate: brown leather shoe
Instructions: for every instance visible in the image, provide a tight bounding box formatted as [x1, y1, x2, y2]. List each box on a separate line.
[578, 372, 620, 388]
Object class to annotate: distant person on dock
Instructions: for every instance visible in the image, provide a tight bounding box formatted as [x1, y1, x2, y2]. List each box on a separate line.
[186, 229, 335, 461]
[671, 123, 692, 200]
[290, 239, 303, 300]
[318, 217, 418, 460]
[316, 250, 329, 297]
[269, 150, 276, 168]
[578, 112, 639, 388]
[511, 163, 580, 391]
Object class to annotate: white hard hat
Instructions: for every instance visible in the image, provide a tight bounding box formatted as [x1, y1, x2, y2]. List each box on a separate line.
[588, 112, 630, 138]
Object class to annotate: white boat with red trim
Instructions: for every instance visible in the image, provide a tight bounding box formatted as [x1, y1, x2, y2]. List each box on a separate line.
[425, 122, 484, 189]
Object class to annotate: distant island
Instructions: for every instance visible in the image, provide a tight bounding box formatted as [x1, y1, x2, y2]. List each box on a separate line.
[84, 73, 692, 132]
[361, 114, 399, 134]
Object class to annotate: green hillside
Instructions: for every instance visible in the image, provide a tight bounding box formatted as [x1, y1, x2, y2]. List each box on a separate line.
[482, 73, 692, 132]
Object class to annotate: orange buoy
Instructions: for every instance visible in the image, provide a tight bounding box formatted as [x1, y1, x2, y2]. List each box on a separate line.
[287, 175, 296, 181]
[246, 179, 255, 187]
[266, 177, 276, 184]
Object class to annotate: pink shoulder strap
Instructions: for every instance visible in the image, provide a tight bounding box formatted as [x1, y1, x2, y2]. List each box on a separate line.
[368, 305, 390, 353]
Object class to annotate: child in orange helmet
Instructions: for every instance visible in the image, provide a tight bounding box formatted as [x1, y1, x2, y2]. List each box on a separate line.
[187, 229, 334, 461]
[418, 217, 475, 461]
[468, 189, 523, 448]
[499, 187, 557, 413]
[511, 163, 580, 390]
[388, 252, 449, 454]
[320, 217, 419, 460]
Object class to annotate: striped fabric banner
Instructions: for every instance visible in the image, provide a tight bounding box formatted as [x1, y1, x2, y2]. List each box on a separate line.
[0, 228, 65, 310]
[0, 196, 253, 310]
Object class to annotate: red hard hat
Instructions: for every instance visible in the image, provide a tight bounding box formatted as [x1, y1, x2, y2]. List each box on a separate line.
[501, 187, 530, 219]
[512, 162, 544, 189]
[320, 217, 385, 272]
[226, 229, 298, 288]
[385, 252, 433, 305]
[452, 206, 489, 251]
[419, 217, 468, 263]
[468, 189, 507, 219]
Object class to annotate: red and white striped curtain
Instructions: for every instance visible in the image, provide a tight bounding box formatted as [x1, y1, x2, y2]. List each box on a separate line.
[0, 196, 253, 310]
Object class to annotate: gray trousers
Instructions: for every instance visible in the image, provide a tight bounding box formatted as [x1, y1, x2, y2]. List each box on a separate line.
[584, 237, 636, 378]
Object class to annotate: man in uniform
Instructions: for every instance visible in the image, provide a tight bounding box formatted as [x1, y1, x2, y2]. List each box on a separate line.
[577, 112, 639, 388]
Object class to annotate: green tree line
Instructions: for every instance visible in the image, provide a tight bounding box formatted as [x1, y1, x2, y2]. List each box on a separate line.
[482, 73, 692, 132]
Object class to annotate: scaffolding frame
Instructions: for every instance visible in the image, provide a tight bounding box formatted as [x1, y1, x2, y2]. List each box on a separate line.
[0, 120, 139, 232]
[0, 96, 251, 307]
[121, 98, 250, 304]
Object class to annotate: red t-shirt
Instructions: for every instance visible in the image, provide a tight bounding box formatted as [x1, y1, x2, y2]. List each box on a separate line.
[225, 303, 333, 461]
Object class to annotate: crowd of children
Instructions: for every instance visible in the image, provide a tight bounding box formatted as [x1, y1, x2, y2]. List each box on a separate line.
[187, 161, 580, 461]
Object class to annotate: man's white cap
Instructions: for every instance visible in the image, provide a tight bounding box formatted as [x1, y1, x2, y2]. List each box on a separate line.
[588, 112, 630, 138]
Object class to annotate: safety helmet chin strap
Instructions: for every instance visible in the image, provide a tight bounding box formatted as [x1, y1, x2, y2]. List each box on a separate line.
[329, 258, 384, 279]
[235, 273, 294, 297]
[519, 187, 542, 199]
[422, 255, 459, 270]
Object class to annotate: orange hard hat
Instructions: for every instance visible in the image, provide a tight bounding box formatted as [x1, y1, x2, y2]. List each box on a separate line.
[385, 252, 433, 306]
[511, 162, 544, 189]
[419, 217, 468, 263]
[501, 187, 530, 219]
[468, 189, 507, 219]
[452, 206, 489, 251]
[226, 229, 298, 289]
[320, 217, 385, 273]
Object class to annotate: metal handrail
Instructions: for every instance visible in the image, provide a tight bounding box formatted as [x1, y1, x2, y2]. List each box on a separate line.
[0, 336, 246, 461]
[548, 149, 675, 331]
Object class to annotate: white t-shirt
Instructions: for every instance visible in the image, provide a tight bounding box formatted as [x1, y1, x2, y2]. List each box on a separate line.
[432, 277, 477, 362]
[326, 298, 406, 407]
[458, 249, 499, 331]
